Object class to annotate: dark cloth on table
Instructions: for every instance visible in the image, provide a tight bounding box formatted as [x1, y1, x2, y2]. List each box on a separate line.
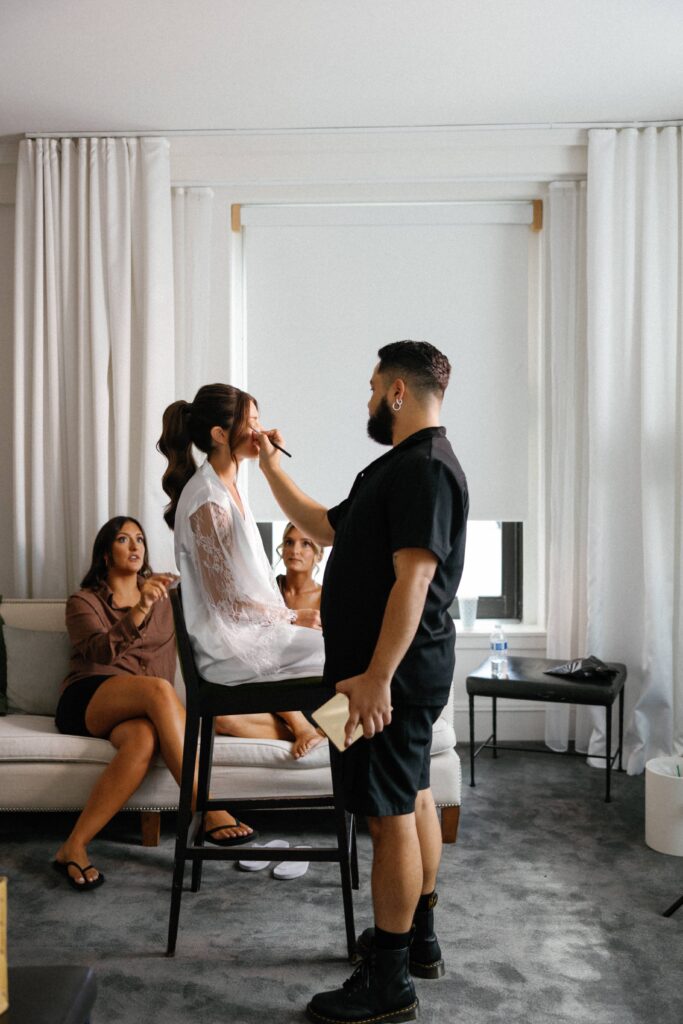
[55, 674, 110, 737]
[61, 581, 176, 693]
[331, 704, 444, 817]
[322, 426, 468, 709]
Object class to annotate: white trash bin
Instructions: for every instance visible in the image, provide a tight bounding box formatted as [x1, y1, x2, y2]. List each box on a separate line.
[645, 756, 683, 856]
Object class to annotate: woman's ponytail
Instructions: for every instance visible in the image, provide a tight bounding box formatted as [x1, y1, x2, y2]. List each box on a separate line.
[158, 384, 256, 530]
[157, 400, 196, 529]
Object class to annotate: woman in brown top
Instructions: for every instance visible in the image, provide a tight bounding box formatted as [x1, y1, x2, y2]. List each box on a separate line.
[53, 516, 253, 891]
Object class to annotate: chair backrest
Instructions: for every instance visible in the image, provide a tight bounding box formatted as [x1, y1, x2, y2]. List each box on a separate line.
[170, 585, 203, 711]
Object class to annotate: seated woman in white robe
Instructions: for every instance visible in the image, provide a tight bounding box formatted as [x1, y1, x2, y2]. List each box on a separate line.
[159, 383, 325, 763]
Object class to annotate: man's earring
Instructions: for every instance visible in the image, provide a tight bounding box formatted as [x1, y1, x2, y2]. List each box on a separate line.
[392, 397, 403, 412]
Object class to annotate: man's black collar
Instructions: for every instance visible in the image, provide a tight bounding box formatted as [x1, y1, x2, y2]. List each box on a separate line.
[392, 425, 446, 452]
[362, 426, 446, 475]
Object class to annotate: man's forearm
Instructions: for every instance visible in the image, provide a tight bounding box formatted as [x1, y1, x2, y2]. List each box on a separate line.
[365, 575, 431, 684]
[261, 464, 334, 546]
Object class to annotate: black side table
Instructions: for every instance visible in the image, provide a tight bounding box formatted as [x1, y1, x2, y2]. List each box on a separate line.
[1, 966, 96, 1024]
[466, 656, 627, 802]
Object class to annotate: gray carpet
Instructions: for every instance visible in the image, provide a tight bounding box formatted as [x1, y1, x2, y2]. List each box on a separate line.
[2, 748, 680, 1024]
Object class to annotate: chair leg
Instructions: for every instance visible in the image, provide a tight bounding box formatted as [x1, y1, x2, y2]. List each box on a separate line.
[167, 709, 200, 956]
[192, 715, 215, 893]
[331, 749, 356, 959]
[348, 812, 359, 891]
[663, 894, 683, 918]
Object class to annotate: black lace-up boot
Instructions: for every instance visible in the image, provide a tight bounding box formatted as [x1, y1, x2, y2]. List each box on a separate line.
[355, 893, 444, 979]
[306, 944, 418, 1024]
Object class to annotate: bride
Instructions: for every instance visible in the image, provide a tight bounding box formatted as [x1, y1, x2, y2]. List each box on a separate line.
[158, 383, 326, 763]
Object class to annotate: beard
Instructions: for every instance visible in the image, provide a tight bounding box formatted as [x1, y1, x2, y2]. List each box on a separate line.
[367, 396, 395, 446]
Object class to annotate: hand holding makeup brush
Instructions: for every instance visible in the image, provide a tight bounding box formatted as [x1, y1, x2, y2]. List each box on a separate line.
[253, 426, 292, 461]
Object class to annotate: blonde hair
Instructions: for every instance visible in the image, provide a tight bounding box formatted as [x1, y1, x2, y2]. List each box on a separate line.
[276, 522, 324, 565]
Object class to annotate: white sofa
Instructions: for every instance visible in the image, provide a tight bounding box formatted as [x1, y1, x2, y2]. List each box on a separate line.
[0, 599, 462, 846]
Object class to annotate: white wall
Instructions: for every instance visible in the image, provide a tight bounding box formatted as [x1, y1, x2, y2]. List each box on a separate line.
[0, 126, 585, 738]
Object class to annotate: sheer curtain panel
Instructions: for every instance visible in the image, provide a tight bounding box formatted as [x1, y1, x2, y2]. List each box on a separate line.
[546, 130, 683, 770]
[585, 127, 683, 770]
[545, 182, 590, 752]
[13, 137, 175, 596]
[171, 187, 213, 400]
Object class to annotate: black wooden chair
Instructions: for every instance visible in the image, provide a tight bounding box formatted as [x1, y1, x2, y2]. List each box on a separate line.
[166, 584, 358, 957]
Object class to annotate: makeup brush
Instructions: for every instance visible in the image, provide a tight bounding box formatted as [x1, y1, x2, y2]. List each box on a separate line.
[253, 429, 292, 458]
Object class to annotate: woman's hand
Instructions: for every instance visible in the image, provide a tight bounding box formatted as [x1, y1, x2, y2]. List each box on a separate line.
[136, 574, 175, 615]
[293, 608, 322, 630]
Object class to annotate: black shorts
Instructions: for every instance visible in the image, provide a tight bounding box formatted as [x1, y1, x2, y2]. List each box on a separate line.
[55, 676, 110, 737]
[333, 704, 444, 818]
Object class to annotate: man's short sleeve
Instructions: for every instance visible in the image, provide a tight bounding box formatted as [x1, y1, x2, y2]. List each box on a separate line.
[327, 498, 350, 532]
[388, 456, 463, 563]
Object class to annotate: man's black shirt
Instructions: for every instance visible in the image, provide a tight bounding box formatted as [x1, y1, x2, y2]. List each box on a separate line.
[321, 426, 469, 707]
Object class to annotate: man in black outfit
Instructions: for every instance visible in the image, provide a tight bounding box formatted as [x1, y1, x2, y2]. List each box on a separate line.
[258, 340, 468, 1024]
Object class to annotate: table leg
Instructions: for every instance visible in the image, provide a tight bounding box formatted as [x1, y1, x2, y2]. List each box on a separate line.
[605, 704, 612, 803]
[663, 894, 683, 918]
[492, 696, 498, 758]
[618, 689, 624, 771]
[469, 694, 475, 786]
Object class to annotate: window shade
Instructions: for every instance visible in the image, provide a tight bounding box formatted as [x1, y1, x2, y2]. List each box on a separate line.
[242, 202, 530, 522]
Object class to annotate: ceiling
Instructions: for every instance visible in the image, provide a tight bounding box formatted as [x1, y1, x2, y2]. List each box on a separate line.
[2, 0, 682, 137]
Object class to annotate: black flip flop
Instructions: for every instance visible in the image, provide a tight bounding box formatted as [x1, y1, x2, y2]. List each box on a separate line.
[203, 821, 258, 848]
[52, 859, 105, 892]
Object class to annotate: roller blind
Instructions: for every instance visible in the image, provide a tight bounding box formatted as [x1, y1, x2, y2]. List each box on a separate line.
[242, 202, 530, 522]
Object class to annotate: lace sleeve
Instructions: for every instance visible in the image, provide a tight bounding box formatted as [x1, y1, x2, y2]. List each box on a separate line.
[189, 501, 294, 625]
[188, 500, 298, 676]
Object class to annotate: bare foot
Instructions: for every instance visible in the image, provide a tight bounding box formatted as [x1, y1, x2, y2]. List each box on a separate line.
[203, 810, 254, 842]
[54, 842, 100, 885]
[291, 727, 326, 760]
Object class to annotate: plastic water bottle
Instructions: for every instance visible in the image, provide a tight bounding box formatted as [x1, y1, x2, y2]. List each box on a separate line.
[489, 623, 508, 678]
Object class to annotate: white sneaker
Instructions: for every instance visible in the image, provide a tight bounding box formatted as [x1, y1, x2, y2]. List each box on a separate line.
[237, 839, 290, 871]
[272, 846, 312, 880]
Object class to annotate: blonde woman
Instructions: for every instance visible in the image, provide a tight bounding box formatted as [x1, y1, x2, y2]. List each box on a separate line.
[275, 522, 323, 626]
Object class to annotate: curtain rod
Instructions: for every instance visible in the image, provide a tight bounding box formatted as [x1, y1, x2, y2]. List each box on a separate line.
[23, 118, 683, 139]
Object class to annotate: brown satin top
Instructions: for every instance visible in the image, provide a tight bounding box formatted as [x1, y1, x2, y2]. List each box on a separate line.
[61, 581, 176, 692]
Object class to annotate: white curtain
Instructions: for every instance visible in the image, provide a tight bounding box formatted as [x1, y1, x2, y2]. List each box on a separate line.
[545, 181, 592, 752]
[546, 128, 683, 771]
[171, 186, 213, 401]
[13, 137, 175, 596]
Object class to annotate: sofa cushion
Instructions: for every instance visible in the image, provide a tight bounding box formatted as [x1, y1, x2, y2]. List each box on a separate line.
[0, 600, 6, 715]
[210, 715, 455, 768]
[3, 627, 71, 716]
[0, 715, 116, 763]
[0, 713, 456, 769]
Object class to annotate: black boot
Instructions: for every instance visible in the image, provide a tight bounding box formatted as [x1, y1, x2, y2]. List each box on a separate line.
[306, 945, 418, 1024]
[409, 893, 444, 979]
[355, 894, 445, 980]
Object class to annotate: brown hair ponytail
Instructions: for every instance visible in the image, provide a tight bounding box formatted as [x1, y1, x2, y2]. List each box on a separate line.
[157, 400, 195, 529]
[157, 384, 256, 529]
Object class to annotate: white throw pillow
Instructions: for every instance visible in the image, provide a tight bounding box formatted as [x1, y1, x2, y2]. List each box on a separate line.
[4, 626, 71, 716]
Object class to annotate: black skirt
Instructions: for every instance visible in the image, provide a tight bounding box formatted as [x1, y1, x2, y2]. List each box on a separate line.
[55, 675, 111, 737]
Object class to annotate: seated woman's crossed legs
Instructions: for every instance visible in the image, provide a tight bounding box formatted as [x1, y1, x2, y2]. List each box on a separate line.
[55, 674, 253, 886]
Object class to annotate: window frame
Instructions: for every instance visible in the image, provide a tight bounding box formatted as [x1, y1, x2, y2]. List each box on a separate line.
[451, 522, 523, 622]
[262, 519, 524, 623]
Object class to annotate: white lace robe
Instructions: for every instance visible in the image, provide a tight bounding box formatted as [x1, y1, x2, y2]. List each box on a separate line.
[174, 460, 324, 684]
